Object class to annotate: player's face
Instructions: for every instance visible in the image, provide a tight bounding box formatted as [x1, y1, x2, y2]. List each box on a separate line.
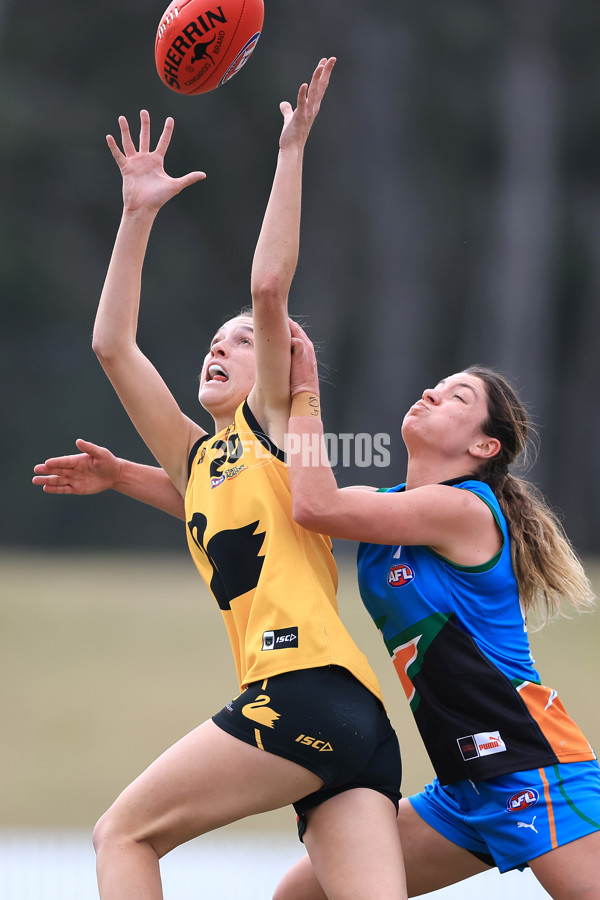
[402, 372, 493, 461]
[198, 316, 256, 415]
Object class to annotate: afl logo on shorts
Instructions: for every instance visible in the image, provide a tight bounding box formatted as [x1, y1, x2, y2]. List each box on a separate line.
[388, 564, 415, 587]
[506, 789, 539, 813]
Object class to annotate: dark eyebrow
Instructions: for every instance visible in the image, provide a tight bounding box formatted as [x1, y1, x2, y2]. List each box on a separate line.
[437, 379, 479, 397]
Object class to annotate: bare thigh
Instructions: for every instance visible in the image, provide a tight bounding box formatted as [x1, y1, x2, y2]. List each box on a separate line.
[272, 797, 490, 900]
[95, 719, 323, 857]
[303, 789, 407, 900]
[529, 830, 600, 900]
[397, 798, 491, 896]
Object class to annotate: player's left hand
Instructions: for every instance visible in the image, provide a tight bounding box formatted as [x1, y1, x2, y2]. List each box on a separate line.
[279, 57, 336, 151]
[289, 319, 320, 398]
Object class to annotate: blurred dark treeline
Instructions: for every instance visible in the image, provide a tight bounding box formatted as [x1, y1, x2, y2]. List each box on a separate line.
[1, 0, 599, 553]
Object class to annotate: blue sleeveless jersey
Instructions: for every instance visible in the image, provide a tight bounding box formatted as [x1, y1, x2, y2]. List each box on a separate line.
[357, 480, 595, 784]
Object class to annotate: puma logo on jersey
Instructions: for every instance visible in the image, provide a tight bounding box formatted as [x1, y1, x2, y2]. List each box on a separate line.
[458, 731, 506, 761]
[241, 694, 281, 728]
[295, 734, 333, 752]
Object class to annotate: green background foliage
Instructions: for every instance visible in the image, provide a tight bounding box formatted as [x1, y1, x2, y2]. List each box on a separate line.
[1, 0, 600, 552]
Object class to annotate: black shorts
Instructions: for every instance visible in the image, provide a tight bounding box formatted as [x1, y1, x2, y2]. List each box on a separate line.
[212, 665, 402, 839]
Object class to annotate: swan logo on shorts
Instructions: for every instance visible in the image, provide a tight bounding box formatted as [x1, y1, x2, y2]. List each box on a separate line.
[241, 693, 281, 729]
[506, 789, 539, 813]
[387, 563, 415, 587]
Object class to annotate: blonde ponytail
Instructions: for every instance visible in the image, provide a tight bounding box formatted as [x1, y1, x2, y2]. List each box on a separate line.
[466, 366, 596, 624]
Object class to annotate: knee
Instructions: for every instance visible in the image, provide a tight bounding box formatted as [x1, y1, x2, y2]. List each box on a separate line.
[93, 805, 139, 858]
[92, 809, 117, 856]
[93, 803, 162, 864]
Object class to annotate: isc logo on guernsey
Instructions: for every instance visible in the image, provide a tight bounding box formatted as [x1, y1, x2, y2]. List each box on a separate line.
[388, 563, 415, 587]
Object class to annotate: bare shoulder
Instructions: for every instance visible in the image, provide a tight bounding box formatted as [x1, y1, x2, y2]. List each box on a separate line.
[186, 417, 209, 448]
[244, 391, 289, 452]
[408, 482, 492, 513]
[422, 483, 502, 566]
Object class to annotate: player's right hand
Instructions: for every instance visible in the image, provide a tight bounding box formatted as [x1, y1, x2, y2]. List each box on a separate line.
[32, 439, 121, 495]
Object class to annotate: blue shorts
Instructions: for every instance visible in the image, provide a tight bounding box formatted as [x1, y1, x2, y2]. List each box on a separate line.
[409, 759, 600, 873]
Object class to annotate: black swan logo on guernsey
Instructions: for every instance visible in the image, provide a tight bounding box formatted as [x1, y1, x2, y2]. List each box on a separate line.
[187, 513, 265, 610]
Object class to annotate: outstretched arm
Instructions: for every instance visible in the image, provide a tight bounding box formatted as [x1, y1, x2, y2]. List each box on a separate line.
[92, 112, 207, 496]
[248, 57, 336, 448]
[32, 439, 185, 520]
[287, 323, 499, 561]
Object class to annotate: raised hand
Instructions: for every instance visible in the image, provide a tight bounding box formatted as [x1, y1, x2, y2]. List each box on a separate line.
[289, 319, 320, 398]
[32, 439, 121, 495]
[106, 110, 206, 214]
[279, 57, 336, 152]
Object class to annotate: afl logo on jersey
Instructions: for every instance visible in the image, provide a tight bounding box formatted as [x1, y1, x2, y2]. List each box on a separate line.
[506, 789, 539, 813]
[388, 563, 415, 587]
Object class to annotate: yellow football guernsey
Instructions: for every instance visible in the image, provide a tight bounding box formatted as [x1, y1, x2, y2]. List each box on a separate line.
[185, 400, 382, 699]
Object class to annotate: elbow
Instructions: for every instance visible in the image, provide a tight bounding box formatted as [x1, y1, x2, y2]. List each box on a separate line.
[92, 334, 114, 367]
[292, 494, 329, 534]
[91, 321, 111, 361]
[92, 327, 126, 367]
[91, 332, 105, 361]
[251, 273, 289, 308]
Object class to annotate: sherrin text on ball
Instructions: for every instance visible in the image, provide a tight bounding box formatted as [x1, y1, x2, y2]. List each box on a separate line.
[155, 0, 264, 95]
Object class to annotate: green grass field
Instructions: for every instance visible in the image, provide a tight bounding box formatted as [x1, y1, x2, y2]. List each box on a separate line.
[2, 549, 599, 831]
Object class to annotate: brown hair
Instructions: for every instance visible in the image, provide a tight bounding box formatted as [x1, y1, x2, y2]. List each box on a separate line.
[465, 365, 595, 625]
[230, 305, 253, 320]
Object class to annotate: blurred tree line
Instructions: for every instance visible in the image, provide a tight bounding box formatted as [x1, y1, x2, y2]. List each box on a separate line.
[1, 0, 599, 553]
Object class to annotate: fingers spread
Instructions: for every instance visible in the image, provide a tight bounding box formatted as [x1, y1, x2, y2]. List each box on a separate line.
[105, 133, 124, 164]
[139, 109, 151, 154]
[175, 171, 207, 192]
[155, 115, 175, 157]
[118, 114, 136, 156]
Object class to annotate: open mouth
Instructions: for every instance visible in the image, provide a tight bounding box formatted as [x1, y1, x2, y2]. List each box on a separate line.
[207, 363, 229, 383]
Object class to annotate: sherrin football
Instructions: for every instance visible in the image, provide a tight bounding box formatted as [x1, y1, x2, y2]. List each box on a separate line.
[155, 0, 264, 95]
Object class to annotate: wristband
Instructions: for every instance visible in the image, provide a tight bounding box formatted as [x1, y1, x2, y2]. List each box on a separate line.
[291, 392, 321, 419]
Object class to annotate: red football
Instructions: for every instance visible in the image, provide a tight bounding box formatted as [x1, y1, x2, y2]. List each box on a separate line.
[155, 0, 264, 95]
